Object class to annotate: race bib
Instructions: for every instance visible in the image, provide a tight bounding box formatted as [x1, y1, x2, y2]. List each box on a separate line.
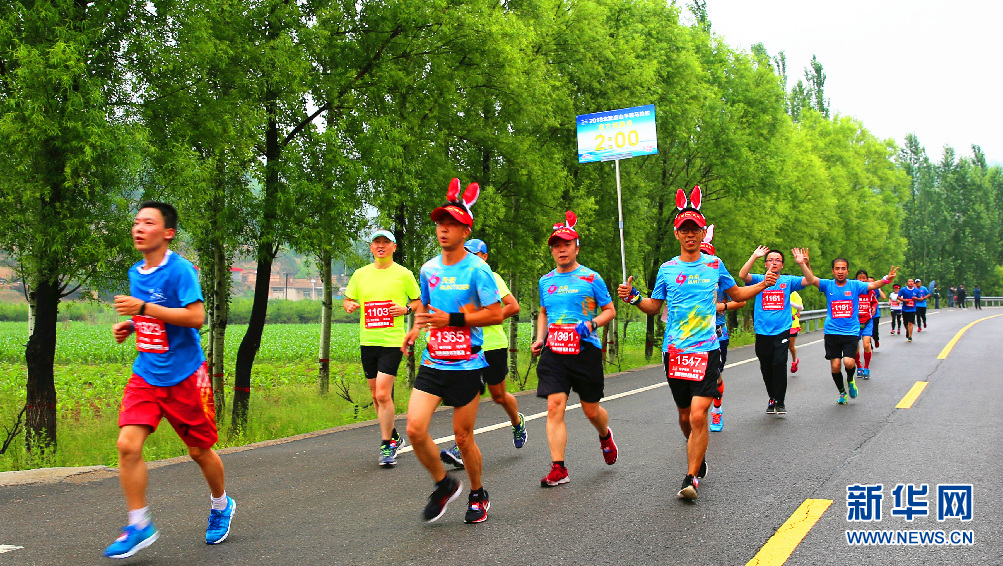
[427, 326, 472, 359]
[666, 350, 709, 381]
[363, 300, 395, 329]
[133, 315, 169, 353]
[831, 300, 853, 319]
[547, 323, 581, 355]
[890, 300, 900, 308]
[905, 299, 915, 307]
[762, 290, 785, 311]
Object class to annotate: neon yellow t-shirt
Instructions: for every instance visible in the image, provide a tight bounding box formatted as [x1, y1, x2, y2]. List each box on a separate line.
[790, 291, 803, 330]
[344, 262, 420, 347]
[481, 272, 512, 352]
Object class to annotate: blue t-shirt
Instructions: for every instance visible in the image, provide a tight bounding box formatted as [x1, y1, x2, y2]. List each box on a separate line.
[419, 252, 499, 370]
[652, 254, 737, 354]
[539, 265, 612, 350]
[129, 251, 206, 387]
[915, 286, 930, 307]
[898, 287, 918, 312]
[750, 273, 806, 336]
[716, 287, 729, 341]
[818, 278, 869, 335]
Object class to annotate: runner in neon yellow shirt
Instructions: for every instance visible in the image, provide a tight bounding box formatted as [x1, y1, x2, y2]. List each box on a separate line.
[343, 229, 421, 467]
[789, 290, 803, 373]
[440, 239, 528, 469]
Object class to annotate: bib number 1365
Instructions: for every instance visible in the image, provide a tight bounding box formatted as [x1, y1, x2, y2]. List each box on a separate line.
[427, 326, 472, 359]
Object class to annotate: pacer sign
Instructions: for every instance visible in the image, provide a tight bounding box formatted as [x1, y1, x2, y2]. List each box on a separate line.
[576, 104, 658, 163]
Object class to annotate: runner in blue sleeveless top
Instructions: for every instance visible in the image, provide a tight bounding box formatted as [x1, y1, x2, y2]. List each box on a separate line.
[402, 179, 501, 525]
[810, 258, 897, 404]
[618, 186, 775, 500]
[532, 211, 618, 488]
[898, 279, 919, 342]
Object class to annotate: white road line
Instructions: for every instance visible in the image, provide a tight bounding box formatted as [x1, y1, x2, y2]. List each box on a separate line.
[0, 545, 24, 554]
[398, 341, 825, 454]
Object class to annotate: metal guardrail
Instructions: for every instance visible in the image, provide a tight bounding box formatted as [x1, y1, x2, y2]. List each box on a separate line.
[796, 299, 1002, 333]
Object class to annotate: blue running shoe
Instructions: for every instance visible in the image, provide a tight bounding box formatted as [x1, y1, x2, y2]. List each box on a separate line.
[512, 413, 528, 449]
[206, 497, 236, 544]
[848, 380, 858, 399]
[391, 430, 406, 451]
[709, 407, 723, 432]
[440, 444, 464, 468]
[104, 523, 158, 559]
[837, 392, 848, 405]
[379, 443, 397, 468]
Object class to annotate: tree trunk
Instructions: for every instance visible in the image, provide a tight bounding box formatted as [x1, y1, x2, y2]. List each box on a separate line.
[644, 192, 666, 360]
[25, 277, 59, 451]
[507, 274, 519, 388]
[318, 249, 332, 394]
[211, 240, 230, 418]
[233, 81, 281, 430]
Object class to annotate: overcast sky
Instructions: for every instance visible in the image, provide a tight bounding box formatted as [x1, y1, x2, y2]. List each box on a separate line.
[702, 0, 1003, 164]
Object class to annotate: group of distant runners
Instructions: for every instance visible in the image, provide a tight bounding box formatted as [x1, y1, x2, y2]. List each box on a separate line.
[104, 182, 943, 558]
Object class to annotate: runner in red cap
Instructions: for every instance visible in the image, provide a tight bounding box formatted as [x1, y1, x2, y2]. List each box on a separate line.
[403, 179, 502, 524]
[533, 211, 618, 487]
[618, 187, 775, 500]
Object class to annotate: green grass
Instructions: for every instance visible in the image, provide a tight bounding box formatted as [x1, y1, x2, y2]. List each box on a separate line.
[0, 319, 736, 472]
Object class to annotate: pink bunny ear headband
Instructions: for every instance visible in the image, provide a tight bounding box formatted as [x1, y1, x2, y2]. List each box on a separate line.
[431, 177, 480, 227]
[673, 185, 707, 230]
[700, 224, 716, 255]
[548, 210, 579, 246]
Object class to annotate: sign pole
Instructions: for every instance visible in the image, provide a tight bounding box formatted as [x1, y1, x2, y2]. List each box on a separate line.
[615, 159, 627, 284]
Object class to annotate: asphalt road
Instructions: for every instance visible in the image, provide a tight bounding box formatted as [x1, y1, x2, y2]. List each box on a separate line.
[1, 307, 1000, 565]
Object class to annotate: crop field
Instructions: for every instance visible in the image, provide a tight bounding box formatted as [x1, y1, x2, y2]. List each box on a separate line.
[0, 318, 746, 472]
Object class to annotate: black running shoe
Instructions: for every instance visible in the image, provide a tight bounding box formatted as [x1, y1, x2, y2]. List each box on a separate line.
[422, 476, 462, 523]
[697, 459, 708, 479]
[766, 399, 777, 414]
[678, 474, 699, 500]
[463, 490, 490, 524]
[775, 403, 787, 415]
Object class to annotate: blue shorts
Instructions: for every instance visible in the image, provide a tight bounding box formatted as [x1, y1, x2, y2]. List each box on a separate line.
[859, 319, 874, 338]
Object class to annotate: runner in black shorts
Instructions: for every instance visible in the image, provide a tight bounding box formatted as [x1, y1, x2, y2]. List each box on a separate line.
[344, 229, 421, 467]
[440, 239, 527, 468]
[701, 235, 746, 432]
[618, 187, 773, 500]
[402, 179, 502, 524]
[532, 211, 618, 488]
[811, 258, 896, 404]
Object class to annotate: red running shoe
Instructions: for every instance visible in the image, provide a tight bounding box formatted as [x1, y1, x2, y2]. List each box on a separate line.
[600, 427, 618, 465]
[791, 358, 800, 373]
[540, 463, 569, 487]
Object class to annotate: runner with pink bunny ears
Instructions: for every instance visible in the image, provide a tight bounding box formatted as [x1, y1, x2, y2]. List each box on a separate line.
[737, 246, 816, 416]
[618, 186, 775, 500]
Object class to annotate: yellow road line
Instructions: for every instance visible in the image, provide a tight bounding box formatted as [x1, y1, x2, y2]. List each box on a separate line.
[937, 313, 1003, 359]
[896, 381, 928, 408]
[747, 499, 832, 566]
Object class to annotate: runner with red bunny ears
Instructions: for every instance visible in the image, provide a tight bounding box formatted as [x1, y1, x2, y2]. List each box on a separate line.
[809, 259, 897, 404]
[532, 211, 618, 488]
[105, 202, 234, 559]
[738, 246, 816, 416]
[402, 179, 502, 525]
[699, 228, 746, 433]
[618, 186, 776, 500]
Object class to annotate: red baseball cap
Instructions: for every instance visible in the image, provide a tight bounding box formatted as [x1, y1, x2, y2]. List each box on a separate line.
[430, 202, 473, 227]
[674, 209, 707, 230]
[700, 242, 715, 255]
[548, 226, 579, 246]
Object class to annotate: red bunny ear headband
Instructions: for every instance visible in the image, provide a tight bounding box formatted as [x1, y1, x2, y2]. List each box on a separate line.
[699, 224, 716, 255]
[548, 210, 579, 246]
[431, 178, 480, 227]
[674, 185, 707, 230]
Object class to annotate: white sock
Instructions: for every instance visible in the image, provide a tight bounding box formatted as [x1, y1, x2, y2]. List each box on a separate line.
[211, 492, 228, 511]
[128, 507, 151, 529]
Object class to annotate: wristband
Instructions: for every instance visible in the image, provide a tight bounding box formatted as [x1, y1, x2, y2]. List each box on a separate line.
[882, 276, 891, 283]
[139, 302, 146, 316]
[406, 305, 413, 315]
[628, 288, 642, 305]
[448, 312, 466, 327]
[723, 302, 727, 311]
